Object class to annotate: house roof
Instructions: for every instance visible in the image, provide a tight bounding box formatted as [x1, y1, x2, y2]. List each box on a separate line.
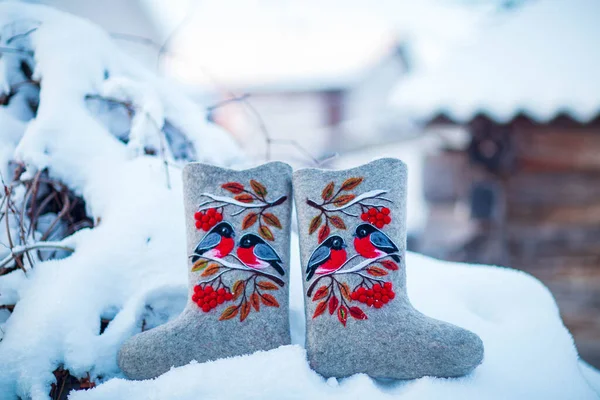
[392, 0, 600, 124]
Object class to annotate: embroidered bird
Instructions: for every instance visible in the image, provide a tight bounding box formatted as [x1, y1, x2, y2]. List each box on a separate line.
[306, 235, 348, 281]
[237, 233, 285, 276]
[353, 223, 400, 262]
[191, 221, 235, 262]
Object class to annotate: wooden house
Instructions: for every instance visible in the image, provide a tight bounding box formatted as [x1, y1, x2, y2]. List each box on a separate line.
[394, 0, 600, 367]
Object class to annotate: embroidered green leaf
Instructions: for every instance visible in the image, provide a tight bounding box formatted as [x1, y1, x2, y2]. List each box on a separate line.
[262, 213, 282, 229]
[232, 280, 245, 301]
[312, 285, 329, 301]
[259, 225, 274, 241]
[191, 259, 208, 272]
[257, 281, 279, 291]
[234, 194, 254, 203]
[308, 215, 322, 235]
[221, 182, 244, 194]
[329, 215, 346, 229]
[201, 263, 220, 277]
[366, 266, 388, 277]
[219, 305, 239, 321]
[250, 292, 260, 311]
[260, 293, 279, 307]
[240, 301, 251, 322]
[242, 213, 258, 229]
[340, 177, 363, 191]
[321, 182, 335, 201]
[250, 180, 268, 197]
[318, 224, 330, 243]
[312, 301, 327, 318]
[338, 305, 348, 327]
[328, 295, 339, 315]
[332, 194, 355, 207]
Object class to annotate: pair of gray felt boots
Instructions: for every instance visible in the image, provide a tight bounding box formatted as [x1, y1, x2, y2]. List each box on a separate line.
[118, 158, 484, 381]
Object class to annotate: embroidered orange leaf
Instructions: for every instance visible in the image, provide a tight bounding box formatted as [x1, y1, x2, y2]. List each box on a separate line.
[328, 296, 339, 315]
[380, 260, 399, 271]
[321, 182, 335, 201]
[191, 259, 208, 272]
[240, 301, 251, 322]
[250, 180, 268, 197]
[234, 194, 254, 203]
[260, 293, 280, 307]
[338, 305, 348, 327]
[242, 213, 258, 229]
[329, 215, 346, 230]
[259, 225, 274, 241]
[262, 213, 282, 229]
[339, 282, 352, 302]
[250, 292, 260, 311]
[366, 266, 388, 277]
[232, 280, 245, 301]
[313, 301, 327, 318]
[201, 263, 220, 277]
[349, 306, 368, 320]
[332, 194, 355, 207]
[340, 177, 363, 191]
[312, 286, 329, 301]
[318, 224, 330, 243]
[308, 215, 322, 235]
[257, 281, 279, 291]
[219, 305, 239, 321]
[221, 182, 244, 194]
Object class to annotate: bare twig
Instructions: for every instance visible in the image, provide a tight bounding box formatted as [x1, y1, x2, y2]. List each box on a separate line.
[0, 242, 75, 270]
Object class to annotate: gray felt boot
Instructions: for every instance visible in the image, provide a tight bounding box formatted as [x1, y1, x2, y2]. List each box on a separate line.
[118, 162, 293, 380]
[293, 158, 484, 379]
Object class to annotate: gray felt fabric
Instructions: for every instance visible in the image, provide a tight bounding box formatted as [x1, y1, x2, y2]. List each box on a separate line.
[118, 162, 292, 380]
[293, 158, 484, 379]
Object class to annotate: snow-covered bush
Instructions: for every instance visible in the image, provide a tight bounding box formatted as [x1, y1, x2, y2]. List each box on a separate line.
[0, 3, 599, 400]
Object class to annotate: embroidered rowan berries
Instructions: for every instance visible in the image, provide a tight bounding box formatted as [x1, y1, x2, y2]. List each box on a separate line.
[194, 209, 224, 231]
[360, 207, 392, 228]
[350, 282, 394, 309]
[193, 285, 233, 312]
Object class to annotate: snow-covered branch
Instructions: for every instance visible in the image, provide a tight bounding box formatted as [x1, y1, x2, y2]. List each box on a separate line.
[191, 253, 284, 286]
[307, 190, 390, 217]
[0, 241, 75, 269]
[335, 253, 398, 274]
[197, 193, 286, 216]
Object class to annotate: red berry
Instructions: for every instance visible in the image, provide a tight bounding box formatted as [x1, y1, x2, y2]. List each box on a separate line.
[195, 221, 202, 229]
[373, 284, 382, 292]
[369, 217, 377, 224]
[361, 213, 368, 221]
[384, 282, 392, 290]
[202, 223, 210, 231]
[374, 293, 382, 300]
[368, 208, 377, 216]
[194, 211, 202, 220]
[215, 213, 223, 222]
[359, 295, 367, 303]
[217, 296, 224, 304]
[205, 286, 213, 293]
[208, 217, 216, 225]
[225, 293, 233, 301]
[351, 292, 359, 301]
[217, 288, 225, 296]
[210, 292, 217, 299]
[376, 213, 384, 220]
[381, 289, 388, 296]
[382, 207, 390, 215]
[201, 215, 209, 222]
[202, 304, 210, 312]
[209, 300, 217, 308]
[367, 289, 373, 297]
[383, 215, 391, 224]
[374, 300, 382, 309]
[382, 295, 389, 303]
[389, 291, 395, 299]
[207, 208, 216, 216]
[192, 294, 199, 302]
[358, 287, 366, 295]
[367, 298, 374, 307]
[376, 221, 384, 229]
[194, 285, 202, 293]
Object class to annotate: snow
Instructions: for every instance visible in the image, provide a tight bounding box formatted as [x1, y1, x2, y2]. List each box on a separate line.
[392, 0, 600, 124]
[0, 2, 599, 399]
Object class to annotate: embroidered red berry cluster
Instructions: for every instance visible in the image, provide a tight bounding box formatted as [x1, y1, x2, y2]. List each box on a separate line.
[360, 207, 391, 229]
[194, 208, 224, 231]
[192, 285, 233, 312]
[350, 282, 395, 309]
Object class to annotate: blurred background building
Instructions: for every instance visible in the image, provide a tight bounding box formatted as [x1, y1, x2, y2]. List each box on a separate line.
[20, 0, 600, 367]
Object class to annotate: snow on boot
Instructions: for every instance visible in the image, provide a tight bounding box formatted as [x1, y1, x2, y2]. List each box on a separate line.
[293, 158, 484, 379]
[118, 162, 293, 380]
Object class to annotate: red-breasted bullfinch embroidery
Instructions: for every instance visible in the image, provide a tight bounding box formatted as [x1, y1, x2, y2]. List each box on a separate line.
[305, 178, 399, 326]
[190, 180, 286, 321]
